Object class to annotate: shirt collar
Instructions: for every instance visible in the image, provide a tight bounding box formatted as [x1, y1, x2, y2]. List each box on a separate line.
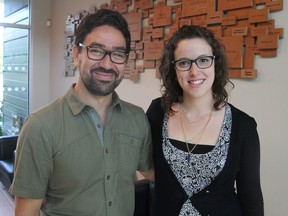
[65, 84, 122, 115]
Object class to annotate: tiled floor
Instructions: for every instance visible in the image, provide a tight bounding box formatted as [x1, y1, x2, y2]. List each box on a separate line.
[0, 182, 14, 216]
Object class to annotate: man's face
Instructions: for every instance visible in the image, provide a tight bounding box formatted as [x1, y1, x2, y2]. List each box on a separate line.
[73, 25, 127, 96]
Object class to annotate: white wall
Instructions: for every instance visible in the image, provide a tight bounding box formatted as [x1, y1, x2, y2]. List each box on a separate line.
[45, 0, 288, 215]
[30, 0, 51, 112]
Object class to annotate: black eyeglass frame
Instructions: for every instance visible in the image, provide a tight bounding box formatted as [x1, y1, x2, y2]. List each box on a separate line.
[78, 43, 129, 64]
[172, 55, 216, 71]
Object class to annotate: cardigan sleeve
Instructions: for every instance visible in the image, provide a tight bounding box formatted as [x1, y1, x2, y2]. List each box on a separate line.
[235, 116, 264, 216]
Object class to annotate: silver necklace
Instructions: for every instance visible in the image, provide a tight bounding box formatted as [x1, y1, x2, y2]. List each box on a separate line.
[179, 106, 213, 162]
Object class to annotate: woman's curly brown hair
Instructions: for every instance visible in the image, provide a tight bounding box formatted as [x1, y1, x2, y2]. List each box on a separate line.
[160, 25, 234, 115]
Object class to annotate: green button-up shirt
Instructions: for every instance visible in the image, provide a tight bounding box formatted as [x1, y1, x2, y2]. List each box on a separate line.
[10, 84, 153, 216]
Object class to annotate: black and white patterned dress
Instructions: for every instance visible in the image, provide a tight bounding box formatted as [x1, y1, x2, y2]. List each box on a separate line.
[162, 104, 232, 216]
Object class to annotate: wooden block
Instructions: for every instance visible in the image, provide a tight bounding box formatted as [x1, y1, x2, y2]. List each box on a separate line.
[142, 10, 149, 19]
[208, 26, 222, 38]
[136, 65, 145, 73]
[124, 60, 135, 75]
[182, 0, 215, 17]
[259, 19, 275, 28]
[144, 60, 156, 68]
[248, 8, 269, 24]
[144, 41, 164, 60]
[222, 26, 233, 37]
[269, 28, 284, 39]
[143, 35, 152, 42]
[140, 0, 153, 10]
[156, 0, 166, 6]
[228, 69, 241, 78]
[129, 51, 136, 60]
[142, 32, 152, 40]
[123, 13, 142, 41]
[191, 14, 207, 27]
[134, 0, 141, 10]
[257, 34, 278, 49]
[241, 69, 257, 78]
[250, 26, 268, 37]
[148, 17, 154, 25]
[255, 0, 266, 4]
[259, 49, 277, 57]
[116, 4, 128, 14]
[152, 28, 164, 39]
[153, 6, 172, 27]
[221, 36, 244, 68]
[218, 0, 253, 11]
[179, 18, 191, 27]
[232, 27, 248, 36]
[135, 42, 144, 50]
[227, 7, 254, 20]
[166, 23, 179, 38]
[130, 69, 139, 81]
[143, 25, 153, 34]
[243, 48, 255, 68]
[245, 37, 257, 50]
[136, 50, 144, 59]
[207, 11, 222, 25]
[222, 16, 236, 26]
[172, 4, 181, 13]
[155, 61, 161, 79]
[267, 0, 283, 12]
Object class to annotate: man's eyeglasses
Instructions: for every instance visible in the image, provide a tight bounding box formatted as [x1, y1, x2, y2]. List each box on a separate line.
[78, 43, 128, 64]
[172, 56, 215, 71]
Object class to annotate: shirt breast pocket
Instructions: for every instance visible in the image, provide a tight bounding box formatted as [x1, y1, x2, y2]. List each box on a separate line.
[117, 133, 142, 173]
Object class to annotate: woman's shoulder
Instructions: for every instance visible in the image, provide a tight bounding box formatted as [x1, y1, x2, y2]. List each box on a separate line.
[146, 97, 164, 120]
[228, 103, 257, 127]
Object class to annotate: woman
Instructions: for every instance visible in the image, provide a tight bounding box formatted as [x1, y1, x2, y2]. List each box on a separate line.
[146, 25, 264, 216]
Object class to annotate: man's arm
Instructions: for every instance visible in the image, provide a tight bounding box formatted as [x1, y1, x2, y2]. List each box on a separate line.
[15, 197, 44, 216]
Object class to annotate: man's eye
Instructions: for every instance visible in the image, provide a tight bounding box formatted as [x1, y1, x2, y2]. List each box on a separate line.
[112, 52, 126, 59]
[89, 48, 104, 56]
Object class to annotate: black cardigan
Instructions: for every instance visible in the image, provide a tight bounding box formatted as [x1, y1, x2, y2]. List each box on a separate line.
[146, 98, 264, 216]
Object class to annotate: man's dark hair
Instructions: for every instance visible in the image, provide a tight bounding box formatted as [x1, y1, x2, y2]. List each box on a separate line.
[74, 9, 131, 54]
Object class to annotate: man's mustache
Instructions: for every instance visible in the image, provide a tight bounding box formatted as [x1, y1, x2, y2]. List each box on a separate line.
[90, 67, 118, 76]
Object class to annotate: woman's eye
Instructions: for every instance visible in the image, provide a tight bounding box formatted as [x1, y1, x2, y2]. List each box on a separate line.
[199, 57, 209, 63]
[179, 60, 190, 66]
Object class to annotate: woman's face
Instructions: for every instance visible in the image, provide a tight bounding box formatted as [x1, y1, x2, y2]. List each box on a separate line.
[174, 38, 215, 100]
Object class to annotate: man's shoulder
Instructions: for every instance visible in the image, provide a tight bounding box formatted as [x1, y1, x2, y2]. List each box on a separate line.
[119, 99, 145, 114]
[32, 96, 66, 118]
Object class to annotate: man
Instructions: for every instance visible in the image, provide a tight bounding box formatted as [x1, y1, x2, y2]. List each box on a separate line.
[9, 9, 153, 216]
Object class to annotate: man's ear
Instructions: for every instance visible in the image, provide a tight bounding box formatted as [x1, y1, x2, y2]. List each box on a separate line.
[72, 45, 80, 67]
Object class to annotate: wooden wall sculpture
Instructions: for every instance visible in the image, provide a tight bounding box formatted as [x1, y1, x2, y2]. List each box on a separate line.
[64, 0, 284, 80]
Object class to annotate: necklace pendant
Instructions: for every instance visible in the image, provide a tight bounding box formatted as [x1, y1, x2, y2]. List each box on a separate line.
[186, 154, 191, 163]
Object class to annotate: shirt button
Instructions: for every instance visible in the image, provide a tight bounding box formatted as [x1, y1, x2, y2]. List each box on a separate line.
[109, 201, 112, 206]
[107, 175, 110, 180]
[206, 190, 210, 193]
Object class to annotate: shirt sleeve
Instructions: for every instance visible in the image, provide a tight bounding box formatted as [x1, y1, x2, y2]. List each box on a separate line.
[9, 114, 53, 199]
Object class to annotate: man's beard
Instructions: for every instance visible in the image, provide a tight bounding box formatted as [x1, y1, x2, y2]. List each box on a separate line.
[81, 67, 123, 96]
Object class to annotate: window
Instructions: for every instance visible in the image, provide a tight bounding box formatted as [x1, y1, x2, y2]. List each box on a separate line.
[0, 0, 30, 135]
